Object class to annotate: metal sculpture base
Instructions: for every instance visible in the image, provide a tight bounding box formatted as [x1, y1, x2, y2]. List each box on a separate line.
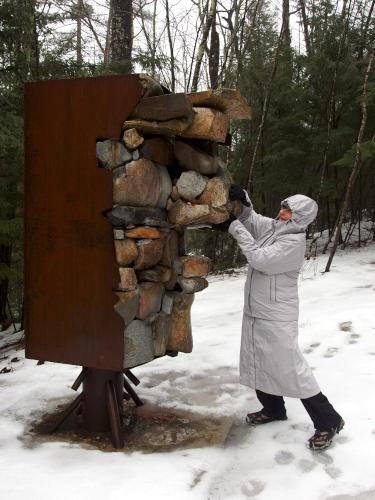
[48, 367, 143, 448]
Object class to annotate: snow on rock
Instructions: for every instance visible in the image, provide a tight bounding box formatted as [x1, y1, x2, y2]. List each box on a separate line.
[1, 244, 375, 500]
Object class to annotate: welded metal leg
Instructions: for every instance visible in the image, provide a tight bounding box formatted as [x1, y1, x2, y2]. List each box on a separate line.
[123, 375, 143, 407]
[47, 393, 84, 434]
[123, 369, 140, 386]
[106, 380, 124, 448]
[71, 367, 89, 391]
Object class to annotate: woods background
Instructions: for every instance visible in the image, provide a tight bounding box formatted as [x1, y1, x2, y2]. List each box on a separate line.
[0, 0, 374, 329]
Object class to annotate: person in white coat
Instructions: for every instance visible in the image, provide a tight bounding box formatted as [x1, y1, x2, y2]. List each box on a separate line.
[215, 185, 344, 450]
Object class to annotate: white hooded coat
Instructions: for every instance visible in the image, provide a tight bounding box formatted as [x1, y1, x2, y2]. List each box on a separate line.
[228, 194, 321, 398]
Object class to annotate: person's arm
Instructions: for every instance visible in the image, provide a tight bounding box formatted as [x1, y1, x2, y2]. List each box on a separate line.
[228, 219, 305, 275]
[229, 185, 273, 239]
[237, 193, 274, 240]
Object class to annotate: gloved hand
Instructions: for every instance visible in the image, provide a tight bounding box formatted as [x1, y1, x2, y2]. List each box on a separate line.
[229, 184, 250, 207]
[212, 214, 237, 232]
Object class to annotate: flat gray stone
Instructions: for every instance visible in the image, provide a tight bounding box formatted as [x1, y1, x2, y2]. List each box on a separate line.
[123, 319, 154, 368]
[96, 140, 132, 169]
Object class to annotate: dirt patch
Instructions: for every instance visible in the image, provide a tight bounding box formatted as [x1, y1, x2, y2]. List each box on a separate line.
[26, 399, 233, 453]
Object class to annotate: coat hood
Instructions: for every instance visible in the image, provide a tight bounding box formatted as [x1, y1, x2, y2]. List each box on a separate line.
[281, 194, 318, 230]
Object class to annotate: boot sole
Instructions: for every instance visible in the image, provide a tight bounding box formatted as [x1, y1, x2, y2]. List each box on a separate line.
[308, 419, 345, 451]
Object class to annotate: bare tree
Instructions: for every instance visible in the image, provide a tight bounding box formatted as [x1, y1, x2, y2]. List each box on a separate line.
[325, 47, 375, 272]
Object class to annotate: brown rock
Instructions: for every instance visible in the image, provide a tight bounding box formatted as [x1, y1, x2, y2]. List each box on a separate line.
[186, 88, 252, 120]
[168, 200, 210, 225]
[139, 74, 164, 97]
[177, 276, 208, 293]
[137, 282, 165, 320]
[123, 107, 229, 143]
[140, 137, 175, 166]
[198, 177, 228, 208]
[137, 265, 172, 283]
[179, 256, 211, 278]
[123, 319, 154, 368]
[125, 226, 161, 239]
[166, 292, 194, 353]
[149, 312, 172, 357]
[113, 159, 172, 208]
[129, 93, 194, 122]
[114, 289, 140, 327]
[174, 140, 219, 175]
[208, 206, 230, 224]
[118, 267, 137, 291]
[123, 128, 144, 150]
[114, 239, 138, 266]
[134, 238, 164, 270]
[181, 107, 229, 143]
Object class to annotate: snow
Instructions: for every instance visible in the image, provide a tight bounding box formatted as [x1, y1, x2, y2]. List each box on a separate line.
[1, 244, 375, 500]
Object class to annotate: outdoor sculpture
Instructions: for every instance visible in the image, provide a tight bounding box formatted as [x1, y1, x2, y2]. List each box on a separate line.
[24, 74, 251, 448]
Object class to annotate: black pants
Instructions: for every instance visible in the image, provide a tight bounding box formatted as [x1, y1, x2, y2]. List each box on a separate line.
[256, 390, 342, 432]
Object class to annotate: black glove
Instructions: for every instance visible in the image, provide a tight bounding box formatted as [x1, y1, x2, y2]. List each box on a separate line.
[229, 184, 250, 207]
[212, 214, 237, 232]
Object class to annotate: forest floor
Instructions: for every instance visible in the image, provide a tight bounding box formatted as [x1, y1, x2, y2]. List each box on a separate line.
[0, 243, 375, 500]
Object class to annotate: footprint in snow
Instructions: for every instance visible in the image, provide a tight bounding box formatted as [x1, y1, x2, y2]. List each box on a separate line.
[275, 450, 295, 465]
[310, 342, 321, 349]
[297, 458, 316, 473]
[241, 479, 265, 497]
[291, 422, 310, 432]
[323, 347, 339, 358]
[313, 452, 334, 465]
[303, 348, 313, 354]
[325, 466, 342, 479]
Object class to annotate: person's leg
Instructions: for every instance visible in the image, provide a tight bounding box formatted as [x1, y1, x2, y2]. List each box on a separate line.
[301, 392, 344, 450]
[301, 392, 342, 431]
[256, 389, 287, 418]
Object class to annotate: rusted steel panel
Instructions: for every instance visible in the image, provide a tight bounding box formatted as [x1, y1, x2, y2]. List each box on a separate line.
[24, 74, 143, 370]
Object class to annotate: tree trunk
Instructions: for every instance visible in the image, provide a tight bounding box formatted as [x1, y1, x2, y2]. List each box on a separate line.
[208, 12, 220, 89]
[110, 0, 133, 72]
[0, 244, 11, 326]
[165, 0, 175, 92]
[191, 0, 217, 92]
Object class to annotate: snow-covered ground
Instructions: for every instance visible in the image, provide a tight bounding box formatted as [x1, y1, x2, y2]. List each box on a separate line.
[1, 245, 375, 500]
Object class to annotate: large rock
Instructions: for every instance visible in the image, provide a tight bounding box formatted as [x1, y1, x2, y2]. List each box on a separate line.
[181, 107, 229, 143]
[104, 206, 168, 228]
[161, 294, 174, 314]
[123, 128, 144, 150]
[125, 226, 161, 239]
[123, 107, 229, 143]
[186, 88, 252, 120]
[138, 265, 171, 283]
[114, 289, 140, 327]
[137, 282, 165, 320]
[168, 200, 210, 225]
[176, 171, 208, 201]
[129, 93, 194, 122]
[166, 292, 194, 353]
[177, 276, 208, 293]
[123, 319, 154, 368]
[208, 206, 230, 224]
[174, 140, 219, 175]
[138, 74, 164, 97]
[118, 267, 137, 291]
[198, 177, 228, 208]
[134, 238, 164, 270]
[179, 256, 211, 278]
[149, 312, 172, 357]
[140, 137, 175, 166]
[112, 159, 172, 208]
[114, 238, 138, 266]
[96, 140, 132, 169]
